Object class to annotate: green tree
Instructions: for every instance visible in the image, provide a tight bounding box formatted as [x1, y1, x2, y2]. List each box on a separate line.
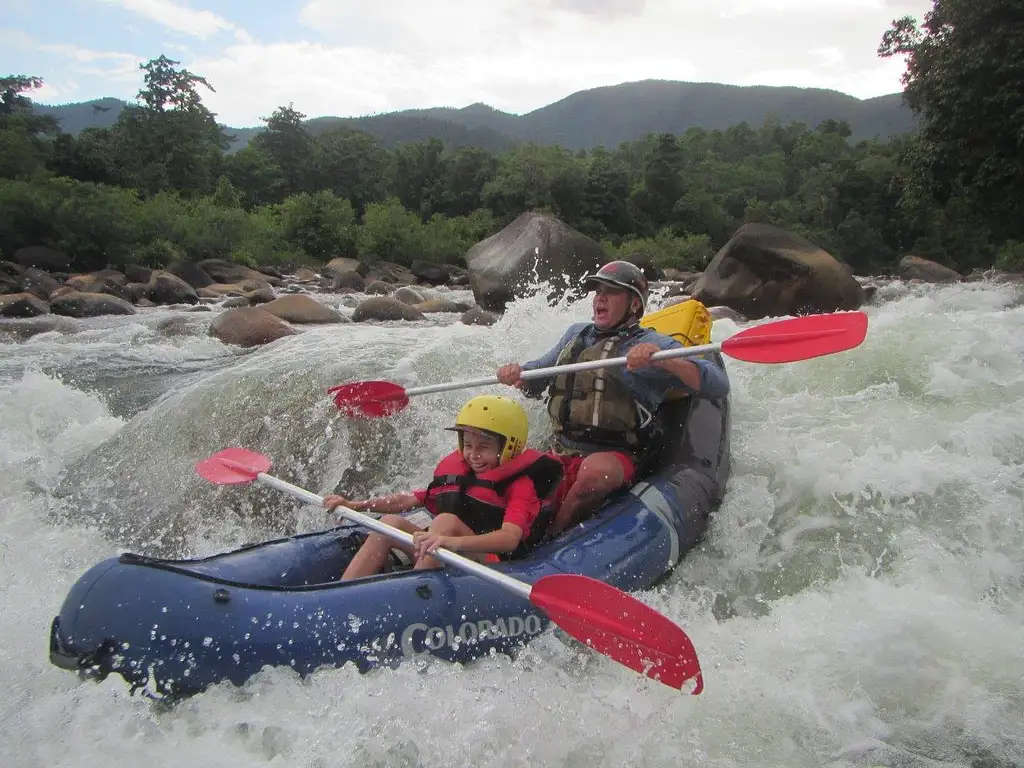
[111, 55, 228, 196]
[279, 191, 358, 260]
[224, 146, 283, 208]
[311, 128, 390, 216]
[250, 104, 312, 199]
[879, 0, 1024, 239]
[358, 198, 423, 263]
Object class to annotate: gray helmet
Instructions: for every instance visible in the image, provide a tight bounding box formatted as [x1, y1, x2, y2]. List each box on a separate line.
[583, 260, 649, 312]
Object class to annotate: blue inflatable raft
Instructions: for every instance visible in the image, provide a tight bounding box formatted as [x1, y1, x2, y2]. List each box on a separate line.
[49, 369, 730, 698]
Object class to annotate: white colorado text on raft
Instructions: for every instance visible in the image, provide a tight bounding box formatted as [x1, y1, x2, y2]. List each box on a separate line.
[398, 614, 545, 656]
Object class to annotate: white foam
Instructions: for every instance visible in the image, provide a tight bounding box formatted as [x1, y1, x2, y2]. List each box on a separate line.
[2, 279, 1023, 767]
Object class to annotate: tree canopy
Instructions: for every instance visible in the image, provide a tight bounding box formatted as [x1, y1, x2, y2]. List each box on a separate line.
[879, 0, 1024, 245]
[2, 44, 1022, 275]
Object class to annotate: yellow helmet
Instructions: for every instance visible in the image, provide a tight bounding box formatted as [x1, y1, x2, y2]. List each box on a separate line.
[446, 395, 529, 464]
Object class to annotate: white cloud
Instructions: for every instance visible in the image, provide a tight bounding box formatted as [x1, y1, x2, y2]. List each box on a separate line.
[98, 0, 237, 40]
[810, 47, 846, 68]
[18, 0, 932, 123]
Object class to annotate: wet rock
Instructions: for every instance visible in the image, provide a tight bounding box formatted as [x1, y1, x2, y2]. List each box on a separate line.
[352, 296, 426, 322]
[198, 258, 278, 287]
[692, 223, 865, 320]
[209, 307, 298, 347]
[365, 280, 394, 296]
[50, 290, 136, 318]
[898, 255, 961, 283]
[0, 292, 50, 318]
[0, 315, 81, 339]
[331, 270, 366, 292]
[323, 257, 368, 278]
[146, 270, 199, 305]
[1, 274, 22, 295]
[243, 287, 277, 305]
[291, 267, 321, 282]
[123, 264, 153, 284]
[460, 306, 498, 326]
[392, 286, 425, 305]
[465, 212, 604, 312]
[0, 261, 25, 279]
[64, 274, 133, 303]
[167, 259, 214, 289]
[260, 294, 347, 324]
[364, 261, 416, 284]
[18, 268, 61, 302]
[411, 261, 449, 285]
[416, 298, 467, 313]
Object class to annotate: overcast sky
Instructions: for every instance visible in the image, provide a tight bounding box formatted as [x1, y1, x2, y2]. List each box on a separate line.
[2, 0, 932, 127]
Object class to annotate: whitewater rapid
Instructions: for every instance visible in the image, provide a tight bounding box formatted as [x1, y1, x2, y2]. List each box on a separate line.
[1, 281, 1022, 767]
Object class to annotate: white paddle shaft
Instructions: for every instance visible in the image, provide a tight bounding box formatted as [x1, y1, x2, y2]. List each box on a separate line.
[403, 342, 720, 397]
[253, 471, 533, 599]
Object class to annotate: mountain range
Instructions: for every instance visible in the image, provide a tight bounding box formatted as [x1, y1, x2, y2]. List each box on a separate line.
[36, 79, 915, 153]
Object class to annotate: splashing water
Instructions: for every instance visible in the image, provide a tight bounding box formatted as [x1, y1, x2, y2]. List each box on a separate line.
[1, 280, 1022, 767]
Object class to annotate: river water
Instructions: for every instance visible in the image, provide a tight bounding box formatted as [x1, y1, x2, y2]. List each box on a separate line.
[2, 279, 1022, 768]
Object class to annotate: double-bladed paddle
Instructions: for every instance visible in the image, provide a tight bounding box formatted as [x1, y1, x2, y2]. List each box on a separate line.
[195, 447, 705, 693]
[328, 311, 868, 419]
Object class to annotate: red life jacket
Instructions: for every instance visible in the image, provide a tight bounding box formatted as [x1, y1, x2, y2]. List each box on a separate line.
[424, 448, 563, 558]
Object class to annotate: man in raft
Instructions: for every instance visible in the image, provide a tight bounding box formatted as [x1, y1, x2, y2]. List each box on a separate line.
[324, 395, 563, 576]
[496, 260, 730, 537]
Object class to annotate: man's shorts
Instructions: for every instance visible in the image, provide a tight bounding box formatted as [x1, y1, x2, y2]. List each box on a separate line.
[551, 451, 637, 510]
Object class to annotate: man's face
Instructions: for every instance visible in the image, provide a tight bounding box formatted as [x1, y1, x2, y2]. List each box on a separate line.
[592, 283, 634, 330]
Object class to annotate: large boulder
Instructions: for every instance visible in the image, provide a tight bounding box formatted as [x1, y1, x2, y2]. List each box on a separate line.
[0, 261, 25, 279]
[91, 268, 127, 286]
[167, 260, 215, 289]
[365, 261, 416, 284]
[461, 306, 498, 326]
[331, 270, 366, 292]
[64, 274, 133, 303]
[416, 298, 469, 314]
[392, 286, 425, 305]
[209, 307, 298, 347]
[898, 255, 961, 283]
[411, 261, 449, 285]
[123, 264, 153, 284]
[50, 291, 136, 318]
[352, 296, 426, 322]
[1, 274, 21, 295]
[465, 212, 604, 312]
[0, 292, 50, 318]
[259, 294, 347, 324]
[323, 258, 369, 278]
[18, 268, 61, 301]
[0, 314, 81, 339]
[691, 224, 865, 319]
[198, 259, 279, 288]
[146, 270, 199, 305]
[365, 280, 395, 296]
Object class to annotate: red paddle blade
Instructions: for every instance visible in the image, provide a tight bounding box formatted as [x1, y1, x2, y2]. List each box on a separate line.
[195, 447, 271, 485]
[327, 380, 410, 419]
[722, 311, 868, 364]
[531, 574, 703, 693]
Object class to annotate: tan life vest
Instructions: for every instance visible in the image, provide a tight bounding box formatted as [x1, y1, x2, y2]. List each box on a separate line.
[546, 328, 649, 455]
[546, 299, 714, 454]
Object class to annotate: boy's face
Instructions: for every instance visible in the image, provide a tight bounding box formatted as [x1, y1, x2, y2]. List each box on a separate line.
[460, 428, 502, 473]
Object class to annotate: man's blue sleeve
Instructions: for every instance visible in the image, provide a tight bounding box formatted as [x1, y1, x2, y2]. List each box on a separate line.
[522, 324, 588, 371]
[629, 331, 731, 399]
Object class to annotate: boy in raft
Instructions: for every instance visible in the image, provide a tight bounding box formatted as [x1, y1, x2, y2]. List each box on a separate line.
[323, 394, 563, 579]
